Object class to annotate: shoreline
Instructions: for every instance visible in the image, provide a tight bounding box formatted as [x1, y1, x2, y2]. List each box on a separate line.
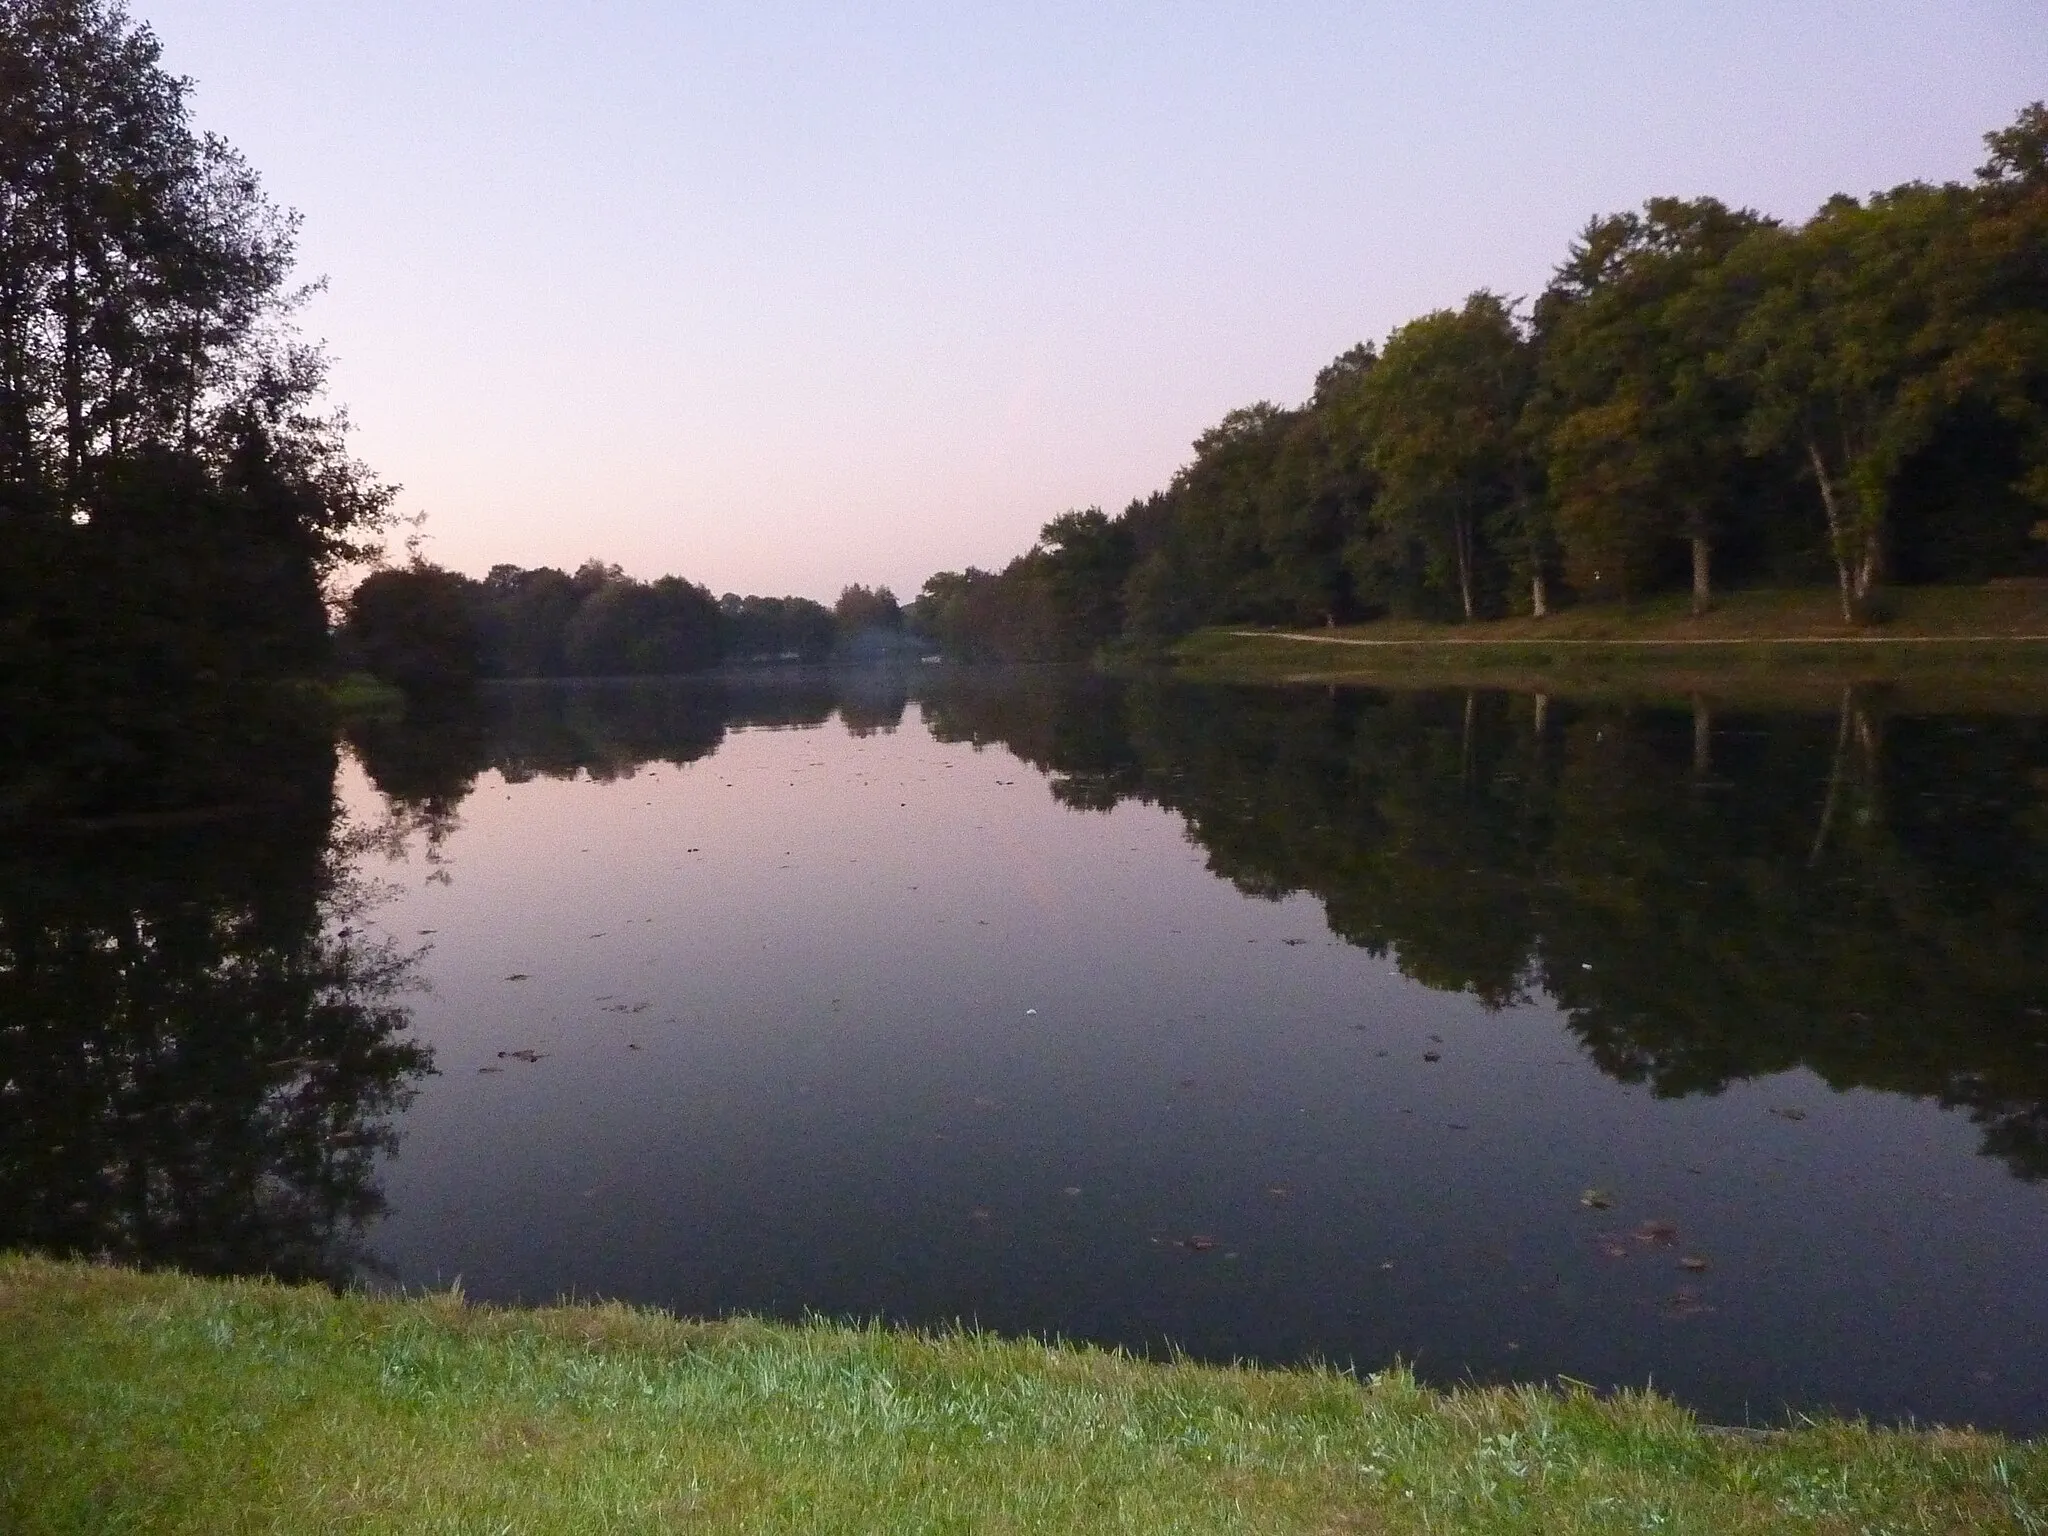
[4, 1255, 2042, 1533]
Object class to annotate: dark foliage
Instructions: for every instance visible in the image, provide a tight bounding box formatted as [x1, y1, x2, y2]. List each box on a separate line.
[916, 105, 2048, 657]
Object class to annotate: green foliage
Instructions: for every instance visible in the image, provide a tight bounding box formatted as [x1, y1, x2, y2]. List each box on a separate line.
[921, 103, 2048, 662]
[0, 0, 395, 818]
[719, 591, 835, 663]
[1535, 199, 1777, 608]
[1354, 293, 1534, 620]
[342, 563, 481, 698]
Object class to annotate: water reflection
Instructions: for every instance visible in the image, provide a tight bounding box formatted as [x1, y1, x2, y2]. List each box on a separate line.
[0, 700, 433, 1284]
[349, 672, 2048, 1184]
[921, 676, 2048, 1181]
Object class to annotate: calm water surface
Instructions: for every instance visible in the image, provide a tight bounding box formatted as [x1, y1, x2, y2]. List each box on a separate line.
[7, 673, 2047, 1430]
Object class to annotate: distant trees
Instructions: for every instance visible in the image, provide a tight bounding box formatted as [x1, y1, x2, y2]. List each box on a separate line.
[917, 104, 2048, 658]
[719, 592, 835, 663]
[343, 565, 480, 698]
[343, 561, 913, 690]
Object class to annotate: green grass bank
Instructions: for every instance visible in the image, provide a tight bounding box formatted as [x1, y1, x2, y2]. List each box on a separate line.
[1171, 586, 2048, 707]
[3, 1257, 2043, 1534]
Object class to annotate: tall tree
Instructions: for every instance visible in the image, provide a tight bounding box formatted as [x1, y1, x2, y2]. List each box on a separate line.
[1354, 294, 1534, 620]
[1535, 198, 1772, 612]
[0, 0, 393, 780]
[1718, 175, 2004, 619]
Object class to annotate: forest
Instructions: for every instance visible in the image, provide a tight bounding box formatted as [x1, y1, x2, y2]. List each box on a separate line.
[913, 106, 2048, 662]
[338, 563, 912, 696]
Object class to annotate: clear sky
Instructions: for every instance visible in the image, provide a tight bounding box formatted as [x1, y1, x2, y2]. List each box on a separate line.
[137, 1, 2046, 601]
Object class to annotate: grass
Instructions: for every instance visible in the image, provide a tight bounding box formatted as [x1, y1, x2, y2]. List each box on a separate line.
[324, 671, 407, 717]
[2, 1256, 2043, 1534]
[1171, 586, 2048, 707]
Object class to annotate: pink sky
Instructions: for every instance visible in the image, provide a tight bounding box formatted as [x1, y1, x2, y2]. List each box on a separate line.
[140, 0, 2047, 600]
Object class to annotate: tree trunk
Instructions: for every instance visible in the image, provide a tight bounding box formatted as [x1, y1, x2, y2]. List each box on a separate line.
[1690, 536, 1712, 617]
[1530, 567, 1548, 619]
[1805, 437, 1855, 624]
[63, 243, 82, 494]
[1852, 524, 1884, 605]
[1533, 691, 1549, 738]
[1455, 517, 1475, 621]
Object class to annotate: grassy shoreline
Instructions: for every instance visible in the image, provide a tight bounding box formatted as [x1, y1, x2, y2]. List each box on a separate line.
[1169, 586, 2048, 706]
[3, 1256, 2043, 1533]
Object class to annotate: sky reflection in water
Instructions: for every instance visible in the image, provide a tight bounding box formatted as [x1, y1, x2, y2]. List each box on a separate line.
[338, 676, 2048, 1433]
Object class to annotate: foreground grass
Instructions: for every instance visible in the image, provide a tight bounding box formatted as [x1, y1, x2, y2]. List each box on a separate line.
[1173, 586, 2048, 705]
[3, 1257, 2043, 1534]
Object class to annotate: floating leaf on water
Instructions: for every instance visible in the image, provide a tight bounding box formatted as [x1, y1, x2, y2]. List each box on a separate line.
[1282, 938, 1306, 946]
[1062, 1186, 1082, 1197]
[1266, 1185, 1292, 1199]
[1422, 1051, 1442, 1063]
[478, 1067, 503, 1074]
[497, 1049, 546, 1064]
[627, 1043, 641, 1050]
[504, 974, 530, 982]
[1769, 1106, 1808, 1121]
[1183, 1235, 1218, 1253]
[1580, 1188, 1614, 1209]
[1661, 1286, 1714, 1319]
[1680, 1255, 1710, 1272]
[1595, 1236, 1631, 1260]
[1635, 1219, 1679, 1246]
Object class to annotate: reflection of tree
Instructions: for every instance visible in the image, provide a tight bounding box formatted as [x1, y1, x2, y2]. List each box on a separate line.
[0, 717, 432, 1285]
[345, 673, 925, 813]
[919, 671, 2048, 1181]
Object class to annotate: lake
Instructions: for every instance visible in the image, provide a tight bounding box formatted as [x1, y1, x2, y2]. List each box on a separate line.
[6, 670, 2047, 1432]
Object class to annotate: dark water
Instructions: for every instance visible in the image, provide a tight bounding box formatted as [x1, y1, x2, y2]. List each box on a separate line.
[6, 671, 2048, 1431]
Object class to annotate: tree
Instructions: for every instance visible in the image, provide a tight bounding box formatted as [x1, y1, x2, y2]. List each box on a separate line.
[1354, 294, 1534, 620]
[1534, 199, 1773, 612]
[833, 583, 905, 659]
[1717, 174, 2012, 619]
[0, 0, 394, 803]
[343, 564, 481, 698]
[560, 572, 721, 675]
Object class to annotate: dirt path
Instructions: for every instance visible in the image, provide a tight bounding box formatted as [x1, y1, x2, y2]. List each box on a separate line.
[1230, 630, 2048, 648]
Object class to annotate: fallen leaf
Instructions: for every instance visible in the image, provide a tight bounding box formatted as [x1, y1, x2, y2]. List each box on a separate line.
[504, 974, 529, 982]
[1422, 1051, 1442, 1063]
[1635, 1219, 1679, 1246]
[1680, 1255, 1710, 1272]
[1183, 1235, 1219, 1253]
[1580, 1188, 1614, 1210]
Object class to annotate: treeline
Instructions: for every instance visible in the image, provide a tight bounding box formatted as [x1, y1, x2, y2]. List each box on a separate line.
[341, 561, 914, 696]
[914, 107, 2048, 660]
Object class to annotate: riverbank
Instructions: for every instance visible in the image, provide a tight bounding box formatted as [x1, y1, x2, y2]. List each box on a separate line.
[1171, 585, 2048, 707]
[3, 1256, 2041, 1534]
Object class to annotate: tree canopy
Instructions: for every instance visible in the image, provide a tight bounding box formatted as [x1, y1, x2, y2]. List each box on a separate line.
[916, 104, 2048, 657]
